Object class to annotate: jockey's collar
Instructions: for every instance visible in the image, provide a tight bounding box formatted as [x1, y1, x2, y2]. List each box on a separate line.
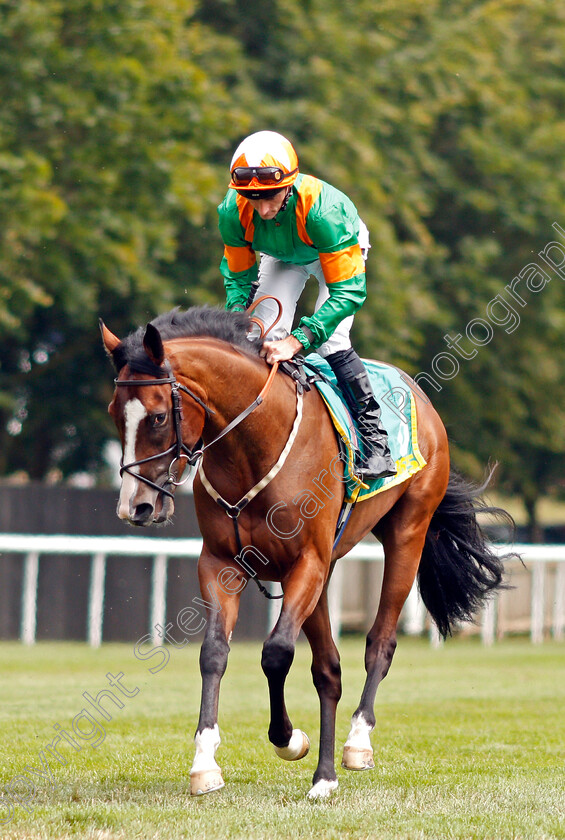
[274, 186, 293, 221]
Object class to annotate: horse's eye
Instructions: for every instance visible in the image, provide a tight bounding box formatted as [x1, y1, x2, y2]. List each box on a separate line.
[151, 413, 167, 428]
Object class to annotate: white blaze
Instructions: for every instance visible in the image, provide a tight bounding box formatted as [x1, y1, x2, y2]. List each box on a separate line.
[117, 398, 147, 519]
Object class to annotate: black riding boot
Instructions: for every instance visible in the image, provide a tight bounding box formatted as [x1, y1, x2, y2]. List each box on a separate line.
[326, 348, 397, 481]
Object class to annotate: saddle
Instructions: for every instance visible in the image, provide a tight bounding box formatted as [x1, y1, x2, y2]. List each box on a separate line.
[280, 354, 427, 503]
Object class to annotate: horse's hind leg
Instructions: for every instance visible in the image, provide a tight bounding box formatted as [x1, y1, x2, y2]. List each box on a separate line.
[302, 589, 342, 798]
[342, 504, 431, 771]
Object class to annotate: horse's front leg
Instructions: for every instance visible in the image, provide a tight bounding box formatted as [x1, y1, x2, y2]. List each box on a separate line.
[261, 550, 329, 797]
[190, 551, 244, 796]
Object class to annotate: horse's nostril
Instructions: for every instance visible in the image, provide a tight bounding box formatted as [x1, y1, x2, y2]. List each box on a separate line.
[131, 503, 154, 524]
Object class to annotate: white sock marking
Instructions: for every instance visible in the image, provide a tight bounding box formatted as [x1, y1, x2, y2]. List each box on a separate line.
[344, 712, 373, 750]
[191, 725, 221, 774]
[307, 778, 338, 799]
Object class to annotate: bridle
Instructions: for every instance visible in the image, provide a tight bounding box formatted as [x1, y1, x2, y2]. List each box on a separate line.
[114, 358, 281, 500]
[115, 356, 296, 602]
[113, 302, 303, 602]
[114, 360, 213, 498]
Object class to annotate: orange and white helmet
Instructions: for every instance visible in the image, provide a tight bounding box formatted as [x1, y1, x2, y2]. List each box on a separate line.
[229, 131, 299, 196]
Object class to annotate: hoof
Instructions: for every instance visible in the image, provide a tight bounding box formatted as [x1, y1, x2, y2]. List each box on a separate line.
[190, 769, 225, 796]
[341, 745, 375, 771]
[273, 729, 310, 761]
[307, 778, 338, 799]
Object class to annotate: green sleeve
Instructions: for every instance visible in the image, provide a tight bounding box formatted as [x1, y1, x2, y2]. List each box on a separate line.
[292, 184, 366, 348]
[291, 274, 366, 350]
[218, 193, 258, 311]
[221, 257, 258, 311]
[304, 187, 360, 254]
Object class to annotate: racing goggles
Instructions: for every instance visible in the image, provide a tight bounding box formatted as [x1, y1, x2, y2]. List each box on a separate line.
[231, 166, 298, 187]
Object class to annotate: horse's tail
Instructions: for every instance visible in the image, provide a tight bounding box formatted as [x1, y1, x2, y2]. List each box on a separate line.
[417, 466, 517, 639]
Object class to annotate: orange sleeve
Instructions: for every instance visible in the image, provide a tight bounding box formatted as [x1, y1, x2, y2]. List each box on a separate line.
[318, 244, 365, 283]
[223, 244, 256, 273]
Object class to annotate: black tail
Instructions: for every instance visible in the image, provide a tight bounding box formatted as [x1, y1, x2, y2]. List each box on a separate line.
[417, 467, 518, 639]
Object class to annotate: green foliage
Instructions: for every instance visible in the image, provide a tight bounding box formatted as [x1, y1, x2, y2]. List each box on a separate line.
[229, 0, 565, 527]
[0, 0, 250, 476]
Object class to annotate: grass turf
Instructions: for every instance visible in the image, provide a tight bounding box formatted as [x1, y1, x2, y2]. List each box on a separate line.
[0, 636, 564, 839]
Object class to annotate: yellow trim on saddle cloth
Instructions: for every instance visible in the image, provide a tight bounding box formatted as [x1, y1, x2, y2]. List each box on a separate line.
[317, 392, 369, 494]
[318, 389, 427, 504]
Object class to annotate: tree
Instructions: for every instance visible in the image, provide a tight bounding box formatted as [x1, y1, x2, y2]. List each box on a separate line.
[211, 0, 565, 534]
[0, 0, 252, 477]
[2, 0, 565, 540]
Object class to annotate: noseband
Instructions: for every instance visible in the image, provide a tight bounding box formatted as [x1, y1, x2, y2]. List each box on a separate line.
[115, 356, 296, 602]
[114, 361, 214, 498]
[114, 359, 282, 499]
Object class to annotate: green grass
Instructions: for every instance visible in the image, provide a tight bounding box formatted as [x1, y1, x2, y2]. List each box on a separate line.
[1, 637, 564, 839]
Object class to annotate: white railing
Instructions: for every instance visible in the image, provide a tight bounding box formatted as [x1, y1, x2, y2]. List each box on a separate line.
[0, 534, 202, 648]
[0, 535, 563, 646]
[330, 542, 565, 646]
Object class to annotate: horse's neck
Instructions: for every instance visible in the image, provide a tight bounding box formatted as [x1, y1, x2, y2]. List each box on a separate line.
[169, 340, 285, 468]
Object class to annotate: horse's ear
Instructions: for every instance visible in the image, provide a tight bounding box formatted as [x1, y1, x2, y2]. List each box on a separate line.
[143, 322, 165, 366]
[100, 319, 121, 355]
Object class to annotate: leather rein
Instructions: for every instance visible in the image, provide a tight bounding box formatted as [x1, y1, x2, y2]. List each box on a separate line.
[115, 358, 283, 499]
[115, 360, 212, 498]
[114, 357, 302, 600]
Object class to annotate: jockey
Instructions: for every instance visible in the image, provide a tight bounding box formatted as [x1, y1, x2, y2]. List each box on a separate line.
[218, 130, 396, 480]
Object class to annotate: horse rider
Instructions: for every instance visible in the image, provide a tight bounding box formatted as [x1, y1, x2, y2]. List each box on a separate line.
[217, 130, 396, 480]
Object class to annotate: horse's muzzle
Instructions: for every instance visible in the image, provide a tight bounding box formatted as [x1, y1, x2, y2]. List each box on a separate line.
[119, 492, 175, 527]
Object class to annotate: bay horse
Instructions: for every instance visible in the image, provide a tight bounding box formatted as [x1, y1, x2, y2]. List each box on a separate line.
[101, 306, 510, 800]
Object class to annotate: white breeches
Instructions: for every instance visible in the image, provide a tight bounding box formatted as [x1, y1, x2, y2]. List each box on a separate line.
[248, 220, 370, 357]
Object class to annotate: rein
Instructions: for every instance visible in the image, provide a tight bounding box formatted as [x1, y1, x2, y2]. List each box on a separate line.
[115, 361, 214, 498]
[114, 357, 296, 601]
[197, 382, 303, 601]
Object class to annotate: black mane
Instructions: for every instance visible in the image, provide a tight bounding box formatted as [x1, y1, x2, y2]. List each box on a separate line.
[112, 306, 263, 375]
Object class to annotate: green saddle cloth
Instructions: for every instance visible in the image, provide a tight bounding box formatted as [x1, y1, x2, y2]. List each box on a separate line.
[305, 354, 427, 502]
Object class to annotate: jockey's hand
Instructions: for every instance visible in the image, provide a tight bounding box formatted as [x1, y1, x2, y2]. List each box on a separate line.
[262, 335, 304, 365]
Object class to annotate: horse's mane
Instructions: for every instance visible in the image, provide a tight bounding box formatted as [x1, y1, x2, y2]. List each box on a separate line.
[113, 306, 263, 375]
